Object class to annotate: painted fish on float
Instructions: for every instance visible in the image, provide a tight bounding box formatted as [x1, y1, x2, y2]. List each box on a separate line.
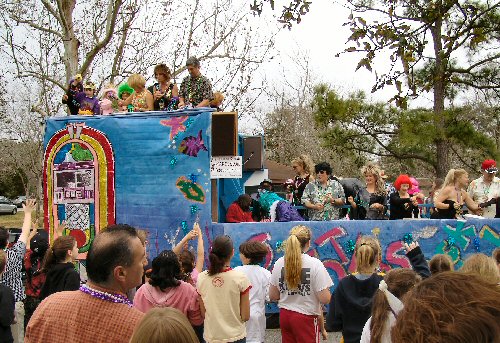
[179, 130, 208, 157]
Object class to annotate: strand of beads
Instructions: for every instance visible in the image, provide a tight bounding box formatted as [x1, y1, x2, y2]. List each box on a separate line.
[80, 284, 133, 307]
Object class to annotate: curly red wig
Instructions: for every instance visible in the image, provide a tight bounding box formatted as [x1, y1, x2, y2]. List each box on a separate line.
[394, 174, 412, 191]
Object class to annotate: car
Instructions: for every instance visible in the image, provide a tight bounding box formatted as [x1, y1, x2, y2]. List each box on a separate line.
[12, 195, 26, 208]
[0, 199, 17, 214]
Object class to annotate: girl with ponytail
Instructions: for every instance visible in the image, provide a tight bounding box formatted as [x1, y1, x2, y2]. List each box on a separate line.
[360, 268, 421, 343]
[431, 168, 481, 219]
[39, 235, 80, 300]
[326, 236, 383, 343]
[270, 225, 333, 343]
[197, 235, 251, 343]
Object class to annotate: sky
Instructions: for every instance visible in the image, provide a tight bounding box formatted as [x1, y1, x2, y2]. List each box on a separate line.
[249, 0, 435, 122]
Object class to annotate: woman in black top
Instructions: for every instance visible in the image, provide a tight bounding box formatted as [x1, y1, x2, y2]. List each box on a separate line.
[290, 154, 315, 206]
[148, 64, 179, 111]
[389, 174, 419, 220]
[40, 235, 80, 300]
[347, 163, 387, 219]
[431, 168, 481, 219]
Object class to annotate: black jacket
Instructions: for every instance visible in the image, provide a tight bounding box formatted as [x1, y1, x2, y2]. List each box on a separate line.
[326, 273, 384, 343]
[40, 262, 80, 300]
[0, 284, 15, 343]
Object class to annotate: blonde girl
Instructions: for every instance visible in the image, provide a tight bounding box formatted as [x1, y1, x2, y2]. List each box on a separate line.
[326, 236, 383, 343]
[119, 74, 154, 112]
[290, 155, 315, 206]
[460, 253, 500, 284]
[270, 225, 333, 343]
[432, 168, 481, 219]
[348, 163, 387, 219]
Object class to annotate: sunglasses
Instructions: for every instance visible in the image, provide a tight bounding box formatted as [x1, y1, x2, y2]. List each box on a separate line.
[317, 170, 327, 174]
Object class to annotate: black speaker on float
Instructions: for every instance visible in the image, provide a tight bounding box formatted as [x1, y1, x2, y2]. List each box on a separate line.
[243, 136, 264, 171]
[211, 112, 238, 156]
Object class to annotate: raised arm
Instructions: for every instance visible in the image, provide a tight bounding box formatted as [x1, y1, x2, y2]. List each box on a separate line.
[173, 228, 197, 255]
[194, 222, 204, 273]
[19, 199, 36, 245]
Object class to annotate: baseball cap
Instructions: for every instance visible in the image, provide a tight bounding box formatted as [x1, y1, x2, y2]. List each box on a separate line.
[481, 159, 498, 173]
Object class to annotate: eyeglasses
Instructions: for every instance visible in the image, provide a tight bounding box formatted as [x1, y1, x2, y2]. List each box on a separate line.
[317, 170, 327, 174]
[84, 88, 93, 91]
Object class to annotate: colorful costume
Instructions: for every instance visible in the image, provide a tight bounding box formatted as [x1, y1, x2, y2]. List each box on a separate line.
[74, 92, 101, 115]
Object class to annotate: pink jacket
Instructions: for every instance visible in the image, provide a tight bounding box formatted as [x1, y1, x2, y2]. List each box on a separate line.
[133, 281, 203, 325]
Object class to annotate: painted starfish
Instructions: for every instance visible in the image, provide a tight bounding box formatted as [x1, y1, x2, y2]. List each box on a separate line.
[160, 116, 189, 140]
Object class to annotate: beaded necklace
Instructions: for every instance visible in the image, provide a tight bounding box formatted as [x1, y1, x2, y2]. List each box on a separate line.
[186, 76, 204, 104]
[80, 284, 133, 307]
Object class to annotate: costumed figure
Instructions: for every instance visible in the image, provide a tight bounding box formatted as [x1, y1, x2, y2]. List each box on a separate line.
[148, 64, 179, 111]
[389, 174, 419, 220]
[74, 81, 101, 116]
[117, 83, 134, 112]
[100, 85, 118, 115]
[467, 159, 500, 218]
[119, 74, 154, 112]
[257, 180, 303, 222]
[62, 74, 83, 115]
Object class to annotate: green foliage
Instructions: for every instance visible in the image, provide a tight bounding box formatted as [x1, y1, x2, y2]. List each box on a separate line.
[312, 85, 499, 174]
[250, 0, 312, 28]
[0, 168, 27, 198]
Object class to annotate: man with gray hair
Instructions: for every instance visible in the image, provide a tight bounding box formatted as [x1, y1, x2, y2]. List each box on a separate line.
[179, 56, 214, 108]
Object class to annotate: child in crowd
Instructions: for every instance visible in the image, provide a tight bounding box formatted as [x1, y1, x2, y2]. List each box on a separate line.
[173, 222, 204, 287]
[493, 247, 500, 272]
[391, 272, 500, 343]
[62, 74, 83, 115]
[0, 250, 15, 343]
[270, 225, 333, 343]
[360, 268, 422, 343]
[118, 83, 134, 111]
[429, 253, 453, 274]
[74, 81, 101, 115]
[460, 253, 500, 284]
[119, 74, 153, 112]
[39, 235, 80, 300]
[23, 225, 49, 328]
[326, 236, 383, 343]
[234, 241, 271, 343]
[100, 85, 118, 115]
[197, 235, 251, 343]
[129, 307, 199, 343]
[133, 250, 203, 331]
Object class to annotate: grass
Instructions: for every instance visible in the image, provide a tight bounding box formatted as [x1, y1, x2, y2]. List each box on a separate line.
[0, 211, 44, 228]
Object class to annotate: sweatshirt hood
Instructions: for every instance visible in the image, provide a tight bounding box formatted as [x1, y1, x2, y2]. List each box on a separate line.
[339, 274, 383, 311]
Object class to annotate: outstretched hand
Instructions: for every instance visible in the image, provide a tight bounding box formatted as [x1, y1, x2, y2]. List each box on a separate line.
[404, 241, 419, 253]
[23, 199, 36, 214]
[56, 220, 68, 237]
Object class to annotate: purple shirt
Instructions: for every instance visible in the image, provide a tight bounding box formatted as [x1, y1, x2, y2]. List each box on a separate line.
[74, 92, 101, 115]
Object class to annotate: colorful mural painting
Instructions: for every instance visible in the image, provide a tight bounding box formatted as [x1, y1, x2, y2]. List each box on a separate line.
[214, 219, 500, 312]
[43, 109, 213, 261]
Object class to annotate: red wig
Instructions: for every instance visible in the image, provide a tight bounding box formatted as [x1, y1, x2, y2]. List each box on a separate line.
[394, 174, 412, 191]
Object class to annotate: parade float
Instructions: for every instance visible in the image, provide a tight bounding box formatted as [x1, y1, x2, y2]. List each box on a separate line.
[43, 109, 500, 303]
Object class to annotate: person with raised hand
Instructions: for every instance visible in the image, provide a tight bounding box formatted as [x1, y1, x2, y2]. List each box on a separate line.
[173, 222, 204, 286]
[0, 198, 36, 343]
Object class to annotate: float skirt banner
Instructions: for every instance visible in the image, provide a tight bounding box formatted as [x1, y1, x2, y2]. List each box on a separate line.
[216, 218, 499, 312]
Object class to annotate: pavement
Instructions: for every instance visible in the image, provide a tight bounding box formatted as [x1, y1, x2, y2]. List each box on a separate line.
[265, 329, 342, 342]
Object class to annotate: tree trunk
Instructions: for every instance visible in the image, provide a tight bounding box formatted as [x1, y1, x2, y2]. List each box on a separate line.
[430, 13, 449, 178]
[59, 0, 79, 82]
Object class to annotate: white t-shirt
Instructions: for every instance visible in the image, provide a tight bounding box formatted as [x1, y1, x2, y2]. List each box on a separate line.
[197, 269, 251, 343]
[360, 313, 396, 343]
[234, 265, 271, 343]
[467, 176, 500, 218]
[270, 254, 333, 316]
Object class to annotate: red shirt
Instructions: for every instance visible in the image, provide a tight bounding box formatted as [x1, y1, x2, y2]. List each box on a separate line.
[225, 202, 254, 223]
[23, 250, 46, 298]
